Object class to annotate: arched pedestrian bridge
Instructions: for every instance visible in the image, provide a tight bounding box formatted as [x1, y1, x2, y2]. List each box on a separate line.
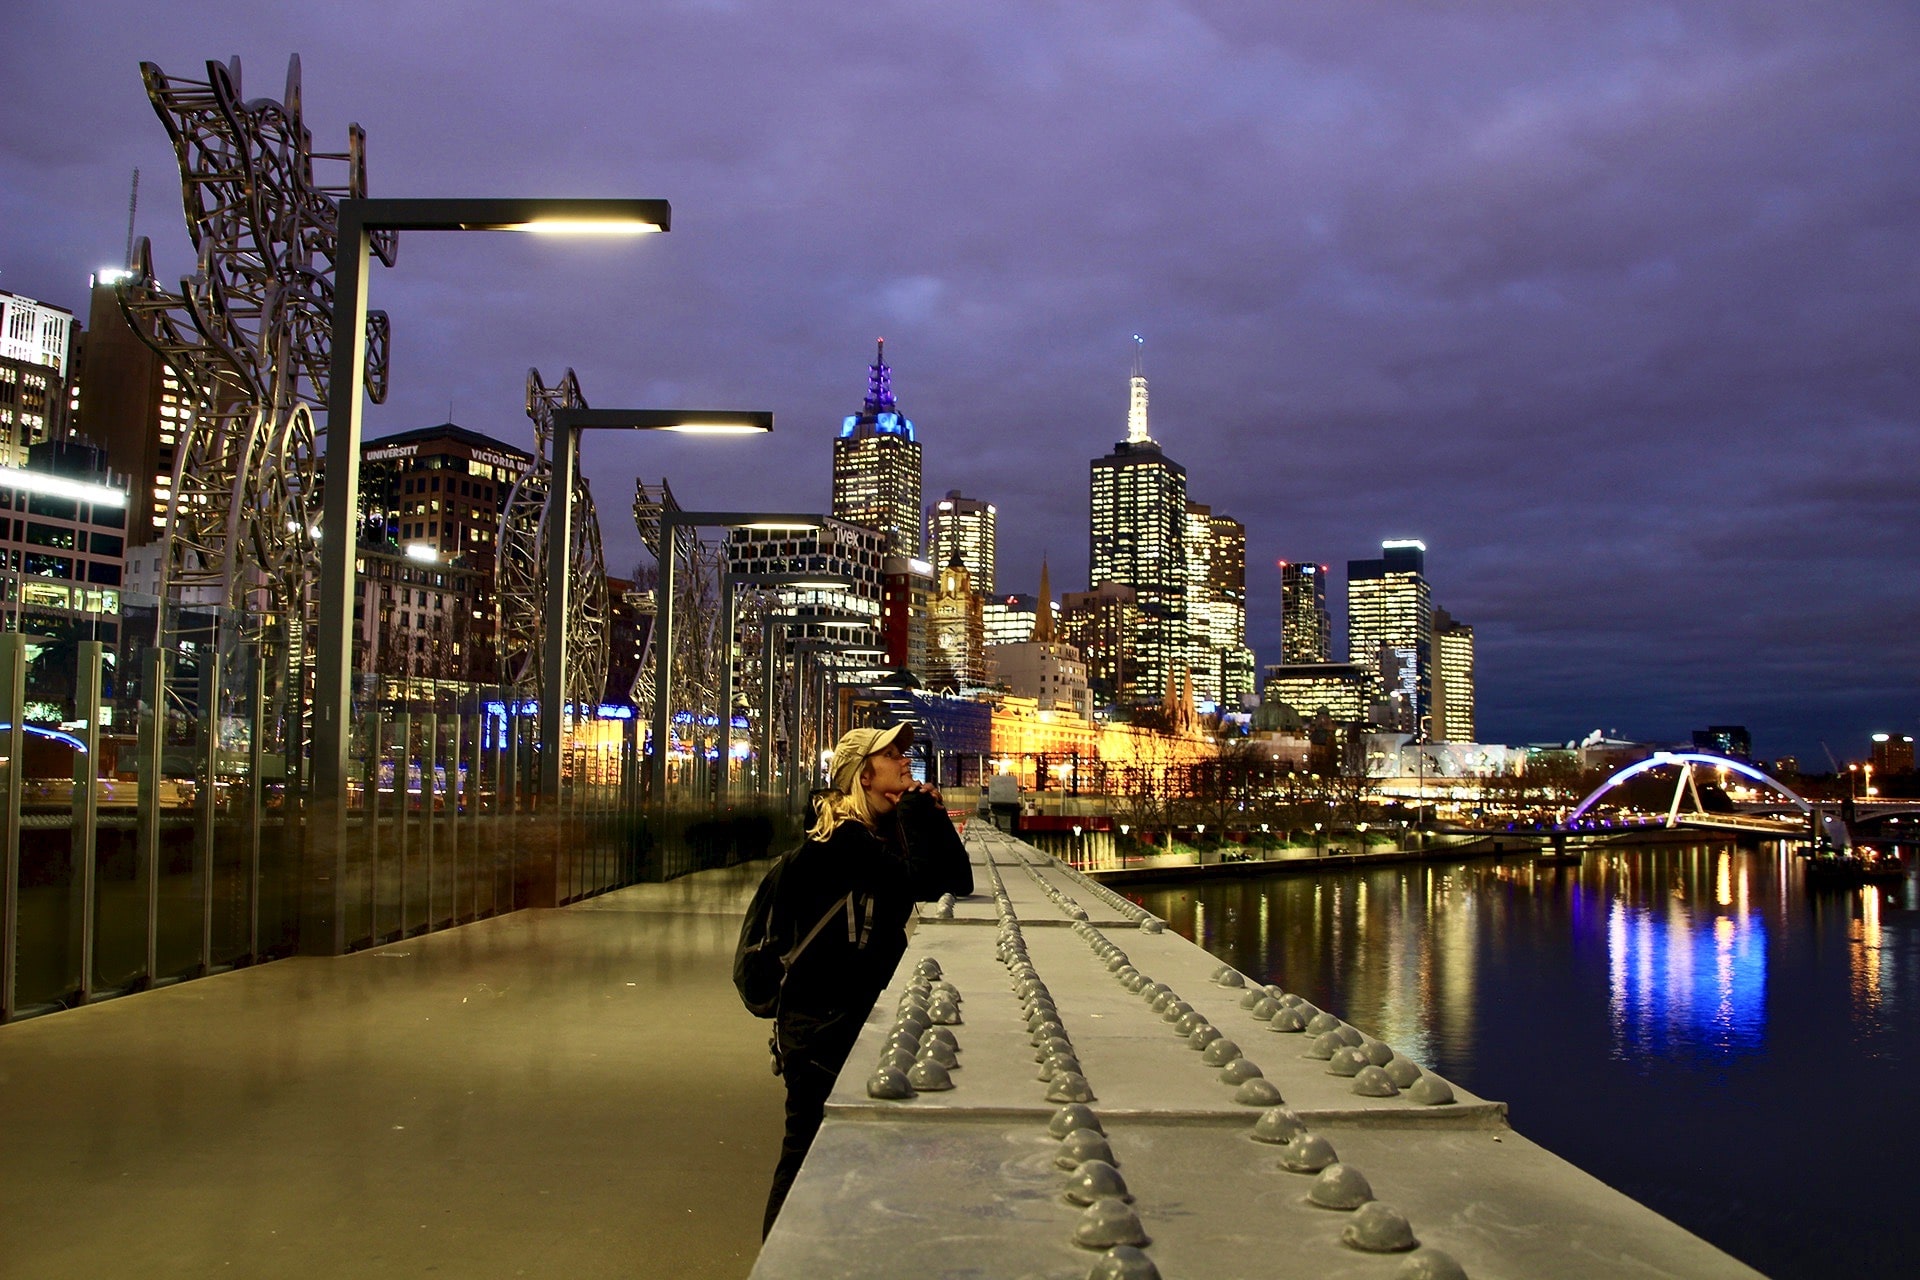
[1566, 751, 1850, 850]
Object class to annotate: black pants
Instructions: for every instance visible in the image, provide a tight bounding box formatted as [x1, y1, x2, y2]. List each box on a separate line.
[763, 1006, 866, 1237]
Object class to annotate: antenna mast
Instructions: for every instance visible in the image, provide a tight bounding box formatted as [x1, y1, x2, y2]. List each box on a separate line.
[124, 168, 140, 268]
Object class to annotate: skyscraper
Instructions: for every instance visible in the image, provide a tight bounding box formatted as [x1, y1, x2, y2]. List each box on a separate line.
[1430, 606, 1476, 743]
[1280, 562, 1332, 663]
[1089, 342, 1187, 707]
[1347, 539, 1433, 733]
[926, 489, 996, 595]
[832, 340, 922, 558]
[0, 289, 77, 460]
[1182, 503, 1254, 710]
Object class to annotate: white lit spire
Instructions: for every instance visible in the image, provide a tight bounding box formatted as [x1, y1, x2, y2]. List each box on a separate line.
[1126, 334, 1153, 445]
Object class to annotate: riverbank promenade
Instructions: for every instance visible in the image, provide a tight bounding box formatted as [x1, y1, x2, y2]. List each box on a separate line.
[2, 828, 1760, 1278]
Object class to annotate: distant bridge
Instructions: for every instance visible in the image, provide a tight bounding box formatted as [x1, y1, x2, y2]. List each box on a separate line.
[1566, 751, 1850, 851]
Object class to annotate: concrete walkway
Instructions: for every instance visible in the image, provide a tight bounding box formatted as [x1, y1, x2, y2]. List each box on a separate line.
[0, 863, 786, 1280]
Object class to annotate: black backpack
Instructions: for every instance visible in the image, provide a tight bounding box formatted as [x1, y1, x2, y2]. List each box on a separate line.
[733, 852, 853, 1019]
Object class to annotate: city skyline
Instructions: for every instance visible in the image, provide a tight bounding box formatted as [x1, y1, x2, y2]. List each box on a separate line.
[2, 3, 1915, 763]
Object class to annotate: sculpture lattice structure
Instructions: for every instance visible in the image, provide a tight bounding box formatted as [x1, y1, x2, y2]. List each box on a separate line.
[119, 55, 393, 629]
[497, 369, 610, 708]
[632, 479, 731, 755]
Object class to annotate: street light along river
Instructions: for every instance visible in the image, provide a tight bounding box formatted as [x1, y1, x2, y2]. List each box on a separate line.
[1119, 841, 1918, 1280]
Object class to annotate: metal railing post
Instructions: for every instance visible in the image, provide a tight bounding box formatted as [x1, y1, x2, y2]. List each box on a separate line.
[73, 639, 103, 1002]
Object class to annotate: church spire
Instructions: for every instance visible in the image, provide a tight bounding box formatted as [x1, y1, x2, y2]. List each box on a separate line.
[1125, 334, 1152, 445]
[1030, 558, 1056, 643]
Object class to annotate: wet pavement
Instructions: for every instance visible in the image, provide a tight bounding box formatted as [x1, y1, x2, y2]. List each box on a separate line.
[0, 862, 785, 1280]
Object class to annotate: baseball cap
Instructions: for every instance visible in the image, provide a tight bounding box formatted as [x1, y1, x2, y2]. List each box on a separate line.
[829, 722, 915, 794]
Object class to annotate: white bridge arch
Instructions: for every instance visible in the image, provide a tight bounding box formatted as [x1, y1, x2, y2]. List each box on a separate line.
[1566, 751, 1850, 850]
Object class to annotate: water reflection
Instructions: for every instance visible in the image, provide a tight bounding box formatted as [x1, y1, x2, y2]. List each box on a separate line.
[1123, 840, 1920, 1278]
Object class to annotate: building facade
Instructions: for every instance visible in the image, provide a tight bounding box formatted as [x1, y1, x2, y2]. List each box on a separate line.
[926, 489, 995, 596]
[0, 290, 78, 462]
[72, 275, 189, 545]
[1347, 539, 1433, 733]
[1262, 661, 1373, 725]
[1089, 355, 1186, 708]
[1280, 561, 1332, 663]
[0, 439, 128, 641]
[831, 340, 922, 558]
[1059, 581, 1138, 707]
[354, 423, 536, 686]
[924, 559, 988, 692]
[1430, 607, 1476, 743]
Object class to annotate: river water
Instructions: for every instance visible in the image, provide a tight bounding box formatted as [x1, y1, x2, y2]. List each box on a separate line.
[1118, 842, 1919, 1280]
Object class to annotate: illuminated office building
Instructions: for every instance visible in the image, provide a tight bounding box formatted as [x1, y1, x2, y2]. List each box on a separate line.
[1430, 607, 1476, 743]
[927, 489, 995, 595]
[1089, 347, 1186, 707]
[991, 562, 1091, 720]
[832, 340, 922, 558]
[983, 592, 1044, 648]
[882, 554, 934, 674]
[72, 273, 188, 544]
[354, 423, 535, 685]
[1347, 539, 1433, 733]
[0, 439, 128, 641]
[1059, 582, 1137, 706]
[1261, 661, 1372, 724]
[1280, 562, 1332, 663]
[1, 290, 78, 461]
[1184, 505, 1253, 711]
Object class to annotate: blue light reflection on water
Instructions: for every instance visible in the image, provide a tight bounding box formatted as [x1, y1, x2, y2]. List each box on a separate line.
[1126, 842, 1920, 1280]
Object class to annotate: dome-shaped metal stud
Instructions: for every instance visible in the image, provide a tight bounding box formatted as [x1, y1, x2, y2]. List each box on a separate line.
[1174, 1011, 1208, 1037]
[1393, 1247, 1469, 1278]
[1221, 1057, 1264, 1085]
[1269, 1008, 1309, 1033]
[867, 1067, 914, 1099]
[1087, 1244, 1161, 1280]
[879, 1047, 917, 1075]
[1238, 988, 1265, 1009]
[1351, 1065, 1399, 1097]
[1216, 967, 1246, 988]
[1279, 1132, 1338, 1172]
[1250, 997, 1281, 1019]
[1201, 1038, 1242, 1067]
[1384, 1058, 1423, 1088]
[1365, 1040, 1394, 1066]
[914, 958, 942, 979]
[1327, 1046, 1369, 1077]
[1065, 1159, 1131, 1205]
[1056, 1127, 1116, 1168]
[1251, 1106, 1305, 1144]
[1308, 1162, 1374, 1210]
[1041, 1054, 1083, 1081]
[1234, 1077, 1284, 1106]
[1306, 1011, 1343, 1035]
[1305, 1031, 1343, 1060]
[1409, 1074, 1455, 1105]
[1139, 918, 1164, 933]
[1343, 1201, 1419, 1252]
[1048, 1072, 1097, 1103]
[1073, 1197, 1151, 1249]
[918, 1040, 959, 1070]
[907, 1059, 955, 1091]
[1187, 1025, 1223, 1051]
[928, 996, 962, 1025]
[1049, 1103, 1104, 1138]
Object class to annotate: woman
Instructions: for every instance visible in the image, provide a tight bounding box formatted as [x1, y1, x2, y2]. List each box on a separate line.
[761, 722, 972, 1237]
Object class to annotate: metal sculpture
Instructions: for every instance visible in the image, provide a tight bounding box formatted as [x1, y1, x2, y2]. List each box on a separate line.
[497, 368, 610, 708]
[632, 480, 731, 767]
[119, 54, 392, 625]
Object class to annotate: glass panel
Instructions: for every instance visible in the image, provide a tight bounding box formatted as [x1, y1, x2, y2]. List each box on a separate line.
[9, 628, 81, 1012]
[152, 631, 206, 983]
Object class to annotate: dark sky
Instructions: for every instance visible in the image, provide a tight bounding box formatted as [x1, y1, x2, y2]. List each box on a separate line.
[3, 1, 1916, 765]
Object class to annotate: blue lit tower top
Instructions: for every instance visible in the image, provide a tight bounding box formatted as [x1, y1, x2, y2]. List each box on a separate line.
[832, 338, 924, 557]
[841, 338, 916, 441]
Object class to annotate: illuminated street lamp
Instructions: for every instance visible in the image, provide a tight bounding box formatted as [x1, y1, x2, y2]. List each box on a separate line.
[314, 196, 668, 954]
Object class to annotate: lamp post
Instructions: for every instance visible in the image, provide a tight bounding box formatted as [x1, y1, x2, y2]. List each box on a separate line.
[546, 447, 778, 804]
[723, 571, 853, 804]
[314, 196, 668, 955]
[647, 513, 827, 806]
[759, 610, 871, 802]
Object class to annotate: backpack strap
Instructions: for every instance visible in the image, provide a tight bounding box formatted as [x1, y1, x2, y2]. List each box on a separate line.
[782, 892, 853, 969]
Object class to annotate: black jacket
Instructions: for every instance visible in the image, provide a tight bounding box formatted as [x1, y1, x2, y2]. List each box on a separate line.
[774, 792, 972, 1018]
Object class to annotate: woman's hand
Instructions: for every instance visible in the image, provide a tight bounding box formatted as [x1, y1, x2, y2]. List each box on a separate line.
[902, 780, 944, 808]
